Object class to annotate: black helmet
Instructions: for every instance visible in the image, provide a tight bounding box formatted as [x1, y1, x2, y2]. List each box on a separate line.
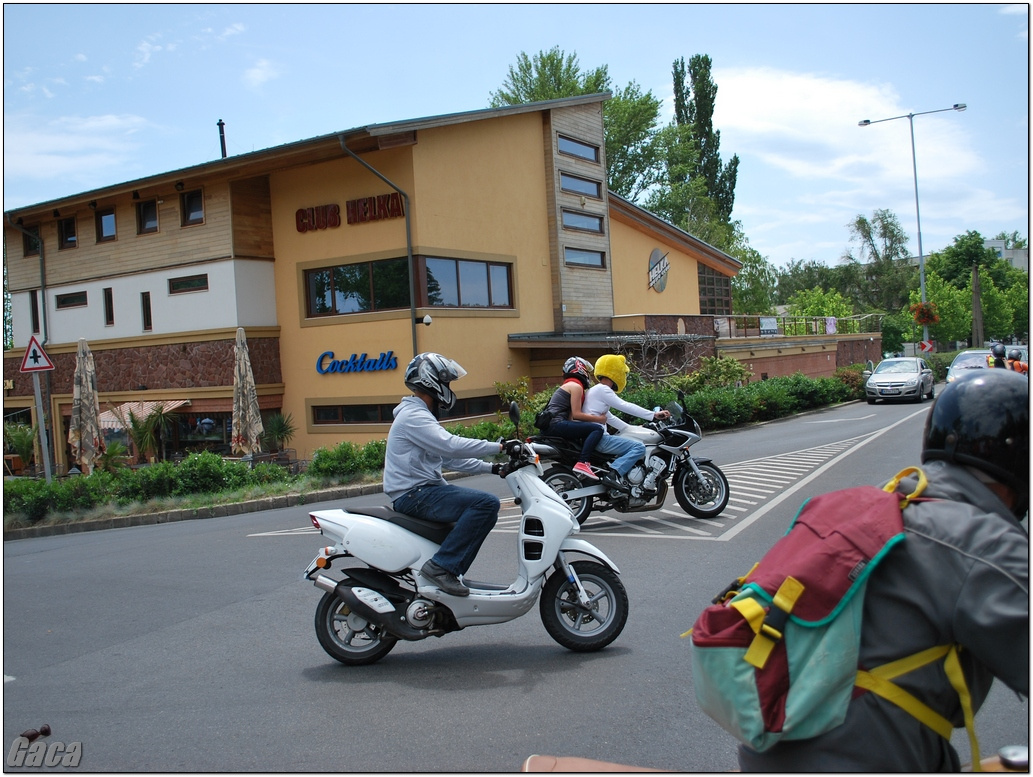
[922, 370, 1029, 515]
[404, 352, 467, 411]
[562, 356, 594, 388]
[991, 343, 1007, 359]
[1007, 349, 1023, 362]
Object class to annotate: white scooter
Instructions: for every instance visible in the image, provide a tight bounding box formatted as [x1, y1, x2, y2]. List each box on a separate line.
[303, 403, 629, 665]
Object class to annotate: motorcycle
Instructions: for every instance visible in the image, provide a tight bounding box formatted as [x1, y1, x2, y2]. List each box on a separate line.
[302, 402, 629, 665]
[530, 391, 729, 525]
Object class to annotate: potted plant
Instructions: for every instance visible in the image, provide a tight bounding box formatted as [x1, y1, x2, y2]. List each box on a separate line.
[4, 421, 37, 475]
[909, 301, 940, 326]
[262, 412, 296, 456]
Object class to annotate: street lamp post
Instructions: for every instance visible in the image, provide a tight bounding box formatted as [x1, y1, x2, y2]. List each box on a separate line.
[858, 103, 966, 348]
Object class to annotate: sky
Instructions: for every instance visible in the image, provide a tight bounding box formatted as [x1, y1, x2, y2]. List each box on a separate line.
[3, 3, 1029, 270]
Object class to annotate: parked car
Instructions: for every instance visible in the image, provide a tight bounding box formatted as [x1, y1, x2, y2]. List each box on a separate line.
[945, 349, 992, 383]
[865, 357, 935, 404]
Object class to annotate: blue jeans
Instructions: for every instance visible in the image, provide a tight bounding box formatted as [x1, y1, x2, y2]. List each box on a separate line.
[595, 434, 645, 476]
[548, 419, 603, 462]
[393, 483, 499, 576]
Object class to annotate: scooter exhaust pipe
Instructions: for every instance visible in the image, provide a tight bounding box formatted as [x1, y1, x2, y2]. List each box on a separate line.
[313, 575, 429, 641]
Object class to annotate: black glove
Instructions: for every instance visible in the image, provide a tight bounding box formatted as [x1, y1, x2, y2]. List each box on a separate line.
[504, 440, 524, 456]
[492, 462, 512, 478]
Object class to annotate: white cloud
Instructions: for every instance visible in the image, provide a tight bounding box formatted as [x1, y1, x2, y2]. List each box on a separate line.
[243, 59, 279, 89]
[220, 23, 246, 39]
[133, 34, 165, 69]
[1000, 4, 1028, 14]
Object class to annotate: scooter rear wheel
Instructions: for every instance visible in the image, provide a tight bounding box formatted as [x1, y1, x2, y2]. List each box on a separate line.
[543, 466, 593, 525]
[315, 589, 397, 665]
[540, 561, 628, 651]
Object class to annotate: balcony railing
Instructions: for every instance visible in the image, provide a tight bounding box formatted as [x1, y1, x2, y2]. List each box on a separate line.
[715, 314, 883, 339]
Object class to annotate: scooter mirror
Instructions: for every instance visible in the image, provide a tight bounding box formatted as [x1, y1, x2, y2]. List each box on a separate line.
[508, 401, 520, 434]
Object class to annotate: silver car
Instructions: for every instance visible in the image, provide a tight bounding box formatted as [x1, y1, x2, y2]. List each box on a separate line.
[865, 357, 935, 404]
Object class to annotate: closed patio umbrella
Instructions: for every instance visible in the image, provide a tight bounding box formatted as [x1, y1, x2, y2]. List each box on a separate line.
[68, 338, 105, 474]
[231, 327, 264, 456]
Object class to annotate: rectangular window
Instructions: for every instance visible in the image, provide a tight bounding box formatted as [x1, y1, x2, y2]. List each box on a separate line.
[57, 217, 77, 249]
[304, 258, 409, 318]
[564, 247, 605, 268]
[22, 226, 40, 257]
[313, 396, 500, 425]
[137, 200, 158, 234]
[561, 209, 604, 233]
[558, 135, 600, 162]
[698, 265, 732, 316]
[56, 291, 88, 309]
[181, 189, 204, 226]
[29, 291, 40, 334]
[168, 274, 209, 294]
[95, 207, 117, 242]
[423, 257, 513, 308]
[103, 287, 114, 326]
[141, 291, 152, 331]
[560, 172, 601, 199]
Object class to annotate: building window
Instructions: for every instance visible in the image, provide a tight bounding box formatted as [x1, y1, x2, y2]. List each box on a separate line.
[22, 226, 40, 257]
[58, 217, 77, 250]
[181, 189, 204, 226]
[29, 291, 40, 334]
[305, 257, 409, 318]
[563, 247, 605, 268]
[313, 395, 501, 425]
[168, 274, 209, 294]
[56, 291, 88, 310]
[698, 265, 732, 316]
[561, 209, 604, 233]
[95, 207, 117, 242]
[558, 135, 600, 163]
[103, 287, 114, 326]
[141, 291, 152, 331]
[137, 200, 159, 234]
[424, 257, 512, 308]
[560, 172, 601, 199]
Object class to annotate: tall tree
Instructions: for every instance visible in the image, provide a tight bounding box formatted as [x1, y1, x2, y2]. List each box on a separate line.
[992, 230, 1028, 249]
[774, 259, 845, 305]
[842, 209, 915, 312]
[730, 248, 776, 314]
[489, 47, 609, 106]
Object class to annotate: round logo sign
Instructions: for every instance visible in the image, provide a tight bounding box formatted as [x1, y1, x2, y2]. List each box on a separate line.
[648, 248, 670, 293]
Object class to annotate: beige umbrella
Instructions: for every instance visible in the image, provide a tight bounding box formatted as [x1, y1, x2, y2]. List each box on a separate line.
[231, 327, 264, 456]
[68, 338, 105, 474]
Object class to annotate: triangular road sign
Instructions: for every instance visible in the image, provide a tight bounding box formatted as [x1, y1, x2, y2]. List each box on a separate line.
[20, 335, 56, 372]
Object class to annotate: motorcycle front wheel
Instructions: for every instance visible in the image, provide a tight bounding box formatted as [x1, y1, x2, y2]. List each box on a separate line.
[314, 589, 398, 666]
[673, 462, 730, 519]
[543, 466, 593, 525]
[540, 561, 628, 652]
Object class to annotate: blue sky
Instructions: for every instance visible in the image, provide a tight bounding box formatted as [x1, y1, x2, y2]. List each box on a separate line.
[3, 3, 1028, 269]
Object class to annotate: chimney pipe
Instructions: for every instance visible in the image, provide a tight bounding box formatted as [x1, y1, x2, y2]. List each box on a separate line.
[217, 119, 227, 159]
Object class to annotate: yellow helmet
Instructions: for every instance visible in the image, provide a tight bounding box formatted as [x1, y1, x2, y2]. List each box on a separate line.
[594, 354, 630, 393]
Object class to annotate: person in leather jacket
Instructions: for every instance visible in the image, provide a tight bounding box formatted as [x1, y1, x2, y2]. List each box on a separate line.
[738, 369, 1029, 772]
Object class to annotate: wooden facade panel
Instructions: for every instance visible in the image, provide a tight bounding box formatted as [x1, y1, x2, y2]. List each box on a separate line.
[231, 176, 274, 258]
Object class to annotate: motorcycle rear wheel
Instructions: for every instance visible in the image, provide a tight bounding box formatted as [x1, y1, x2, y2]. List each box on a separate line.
[540, 561, 628, 651]
[543, 466, 593, 525]
[315, 590, 398, 665]
[673, 462, 730, 519]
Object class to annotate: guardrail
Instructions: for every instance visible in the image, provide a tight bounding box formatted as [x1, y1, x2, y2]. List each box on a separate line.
[715, 314, 883, 338]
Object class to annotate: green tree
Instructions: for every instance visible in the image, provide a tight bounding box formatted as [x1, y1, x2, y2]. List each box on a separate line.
[489, 47, 609, 106]
[731, 248, 777, 314]
[919, 272, 970, 344]
[925, 231, 997, 289]
[992, 230, 1028, 249]
[786, 287, 853, 319]
[842, 209, 915, 312]
[1001, 268, 1029, 341]
[603, 81, 663, 201]
[775, 259, 845, 306]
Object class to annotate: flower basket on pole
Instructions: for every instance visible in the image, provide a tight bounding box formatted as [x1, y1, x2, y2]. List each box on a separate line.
[909, 302, 940, 326]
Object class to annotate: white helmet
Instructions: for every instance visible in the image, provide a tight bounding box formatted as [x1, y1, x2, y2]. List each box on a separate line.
[404, 352, 467, 410]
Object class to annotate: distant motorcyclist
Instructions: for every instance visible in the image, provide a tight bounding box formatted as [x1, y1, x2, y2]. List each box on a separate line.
[1005, 348, 1028, 375]
[990, 342, 1008, 368]
[582, 354, 670, 492]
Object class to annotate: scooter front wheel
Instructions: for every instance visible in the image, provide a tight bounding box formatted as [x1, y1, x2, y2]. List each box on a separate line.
[543, 466, 593, 525]
[315, 589, 397, 665]
[540, 561, 628, 651]
[673, 462, 729, 519]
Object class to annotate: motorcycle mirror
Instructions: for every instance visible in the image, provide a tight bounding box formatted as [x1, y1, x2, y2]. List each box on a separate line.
[508, 401, 520, 434]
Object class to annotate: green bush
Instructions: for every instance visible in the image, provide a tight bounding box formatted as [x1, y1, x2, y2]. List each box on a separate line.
[3, 477, 53, 523]
[174, 452, 230, 495]
[309, 441, 364, 478]
[248, 462, 292, 486]
[136, 461, 179, 499]
[358, 439, 388, 472]
[50, 474, 108, 514]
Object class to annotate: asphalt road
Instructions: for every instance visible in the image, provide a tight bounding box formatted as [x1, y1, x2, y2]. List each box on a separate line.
[3, 395, 1027, 771]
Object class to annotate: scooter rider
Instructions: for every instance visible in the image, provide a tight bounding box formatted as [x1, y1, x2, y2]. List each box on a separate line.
[582, 354, 670, 491]
[1005, 348, 1028, 375]
[384, 352, 508, 598]
[738, 369, 1029, 772]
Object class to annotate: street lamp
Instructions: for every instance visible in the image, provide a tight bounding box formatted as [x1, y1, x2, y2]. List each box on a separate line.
[858, 103, 966, 347]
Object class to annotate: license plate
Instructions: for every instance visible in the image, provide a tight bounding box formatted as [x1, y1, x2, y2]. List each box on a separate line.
[880, 388, 900, 395]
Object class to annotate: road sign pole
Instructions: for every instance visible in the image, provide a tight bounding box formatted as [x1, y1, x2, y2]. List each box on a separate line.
[32, 373, 53, 483]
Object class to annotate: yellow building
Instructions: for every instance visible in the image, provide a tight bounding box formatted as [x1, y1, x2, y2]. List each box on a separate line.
[3, 94, 739, 470]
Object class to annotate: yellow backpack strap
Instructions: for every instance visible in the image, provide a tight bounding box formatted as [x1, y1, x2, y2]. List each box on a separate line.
[883, 466, 928, 508]
[855, 644, 981, 770]
[730, 576, 805, 669]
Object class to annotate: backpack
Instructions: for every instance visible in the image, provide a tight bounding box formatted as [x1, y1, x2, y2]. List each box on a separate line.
[686, 467, 981, 764]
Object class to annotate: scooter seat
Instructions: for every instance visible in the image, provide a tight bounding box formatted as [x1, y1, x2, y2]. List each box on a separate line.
[354, 505, 454, 545]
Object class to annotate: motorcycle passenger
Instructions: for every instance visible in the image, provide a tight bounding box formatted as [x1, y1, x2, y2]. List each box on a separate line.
[1005, 348, 1028, 375]
[543, 357, 607, 480]
[990, 342, 1008, 368]
[738, 369, 1029, 772]
[383, 353, 506, 598]
[582, 354, 670, 492]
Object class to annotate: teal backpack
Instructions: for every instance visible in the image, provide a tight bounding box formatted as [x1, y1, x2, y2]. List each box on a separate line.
[686, 467, 981, 766]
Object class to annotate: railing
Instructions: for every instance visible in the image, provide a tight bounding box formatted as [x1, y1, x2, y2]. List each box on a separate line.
[715, 314, 883, 338]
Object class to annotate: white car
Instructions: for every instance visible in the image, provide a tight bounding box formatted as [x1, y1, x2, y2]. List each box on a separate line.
[865, 357, 935, 404]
